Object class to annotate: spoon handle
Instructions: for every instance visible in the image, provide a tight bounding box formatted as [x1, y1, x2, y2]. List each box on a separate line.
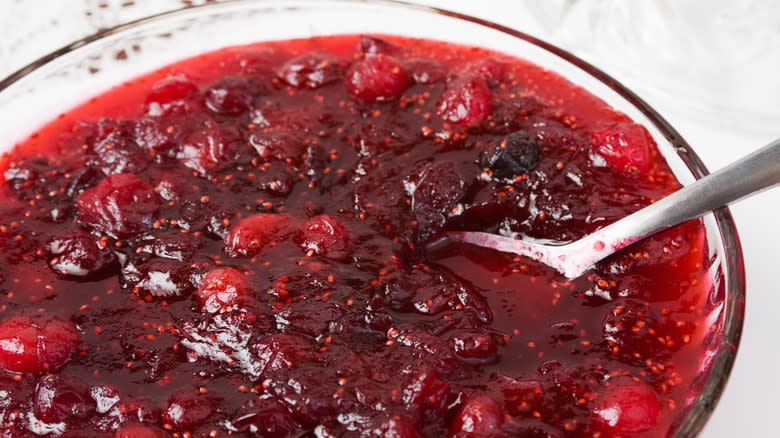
[591, 138, 780, 253]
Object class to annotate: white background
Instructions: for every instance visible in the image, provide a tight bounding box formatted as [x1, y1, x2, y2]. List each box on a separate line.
[1, 1, 778, 436]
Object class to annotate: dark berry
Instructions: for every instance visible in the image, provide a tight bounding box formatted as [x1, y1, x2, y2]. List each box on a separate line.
[76, 173, 160, 238]
[589, 122, 651, 173]
[33, 375, 94, 423]
[196, 267, 250, 313]
[224, 213, 293, 258]
[205, 75, 259, 115]
[0, 315, 80, 374]
[87, 118, 151, 175]
[278, 53, 345, 88]
[592, 377, 660, 434]
[345, 55, 409, 102]
[45, 228, 116, 277]
[437, 76, 492, 127]
[480, 131, 541, 182]
[411, 162, 466, 238]
[294, 214, 350, 259]
[161, 388, 216, 430]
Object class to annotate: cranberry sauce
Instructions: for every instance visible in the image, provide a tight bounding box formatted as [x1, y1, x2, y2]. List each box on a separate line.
[0, 35, 716, 437]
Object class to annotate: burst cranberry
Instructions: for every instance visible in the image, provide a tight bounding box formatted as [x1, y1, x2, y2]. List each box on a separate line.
[224, 213, 293, 257]
[114, 425, 168, 438]
[460, 58, 506, 87]
[204, 75, 259, 115]
[592, 377, 660, 434]
[294, 214, 350, 259]
[449, 394, 505, 437]
[589, 122, 651, 173]
[196, 267, 250, 313]
[0, 315, 80, 374]
[278, 53, 345, 88]
[76, 173, 160, 238]
[437, 76, 492, 127]
[33, 375, 94, 423]
[252, 333, 314, 374]
[145, 76, 202, 115]
[176, 122, 244, 175]
[161, 388, 216, 430]
[45, 228, 116, 277]
[448, 330, 498, 362]
[249, 131, 307, 165]
[346, 55, 409, 102]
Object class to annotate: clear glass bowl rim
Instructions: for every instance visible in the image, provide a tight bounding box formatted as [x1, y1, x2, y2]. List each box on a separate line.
[0, 1, 746, 436]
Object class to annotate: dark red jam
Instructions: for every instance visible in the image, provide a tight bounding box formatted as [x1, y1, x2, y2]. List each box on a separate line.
[0, 35, 717, 437]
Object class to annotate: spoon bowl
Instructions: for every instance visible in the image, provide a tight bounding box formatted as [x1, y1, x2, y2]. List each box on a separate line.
[438, 138, 780, 279]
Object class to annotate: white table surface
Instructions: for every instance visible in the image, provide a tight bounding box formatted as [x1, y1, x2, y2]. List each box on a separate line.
[1, 1, 778, 436]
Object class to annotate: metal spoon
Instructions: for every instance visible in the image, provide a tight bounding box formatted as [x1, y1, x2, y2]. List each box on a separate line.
[436, 138, 780, 279]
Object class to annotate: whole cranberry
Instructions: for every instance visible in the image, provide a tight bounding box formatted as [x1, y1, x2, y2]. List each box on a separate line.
[144, 76, 202, 116]
[196, 267, 250, 313]
[33, 374, 94, 423]
[161, 388, 216, 430]
[223, 213, 293, 258]
[437, 76, 493, 127]
[204, 75, 259, 115]
[76, 173, 160, 238]
[589, 122, 651, 173]
[449, 393, 505, 437]
[294, 214, 350, 259]
[592, 377, 660, 434]
[345, 55, 409, 102]
[0, 315, 80, 374]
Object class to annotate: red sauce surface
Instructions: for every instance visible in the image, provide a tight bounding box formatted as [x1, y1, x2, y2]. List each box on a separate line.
[0, 35, 718, 437]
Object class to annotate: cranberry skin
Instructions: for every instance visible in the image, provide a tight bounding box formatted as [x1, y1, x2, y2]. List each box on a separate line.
[346, 55, 409, 102]
[589, 122, 651, 173]
[205, 75, 259, 115]
[33, 375, 94, 423]
[449, 394, 505, 438]
[161, 388, 216, 430]
[224, 213, 293, 258]
[234, 398, 299, 437]
[76, 173, 160, 238]
[114, 425, 168, 438]
[460, 58, 506, 87]
[45, 228, 116, 277]
[294, 214, 350, 259]
[437, 76, 493, 127]
[145, 76, 202, 116]
[278, 53, 345, 89]
[593, 377, 660, 434]
[0, 315, 80, 374]
[196, 267, 250, 313]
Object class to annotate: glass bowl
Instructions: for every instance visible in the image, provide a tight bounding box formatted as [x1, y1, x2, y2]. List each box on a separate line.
[0, 1, 744, 436]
